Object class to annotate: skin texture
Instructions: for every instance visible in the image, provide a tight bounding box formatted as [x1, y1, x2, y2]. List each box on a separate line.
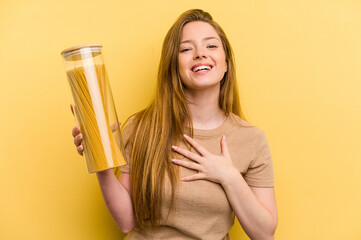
[178, 21, 228, 93]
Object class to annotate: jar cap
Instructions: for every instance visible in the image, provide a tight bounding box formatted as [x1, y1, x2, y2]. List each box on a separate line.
[61, 44, 102, 57]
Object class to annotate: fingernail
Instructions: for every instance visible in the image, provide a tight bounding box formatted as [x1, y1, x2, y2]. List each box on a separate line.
[79, 133, 83, 138]
[171, 145, 177, 150]
[171, 159, 177, 163]
[183, 134, 189, 139]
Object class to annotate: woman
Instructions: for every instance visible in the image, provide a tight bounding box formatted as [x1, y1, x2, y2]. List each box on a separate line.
[72, 9, 278, 240]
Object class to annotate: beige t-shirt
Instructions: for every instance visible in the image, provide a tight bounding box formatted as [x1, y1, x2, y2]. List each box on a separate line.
[120, 113, 274, 240]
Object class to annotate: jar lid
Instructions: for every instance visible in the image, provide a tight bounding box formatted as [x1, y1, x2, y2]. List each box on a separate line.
[61, 44, 102, 57]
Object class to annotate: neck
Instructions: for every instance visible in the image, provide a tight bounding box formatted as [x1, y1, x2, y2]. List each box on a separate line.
[185, 85, 226, 130]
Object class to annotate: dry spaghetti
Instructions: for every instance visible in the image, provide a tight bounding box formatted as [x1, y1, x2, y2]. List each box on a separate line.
[66, 64, 125, 172]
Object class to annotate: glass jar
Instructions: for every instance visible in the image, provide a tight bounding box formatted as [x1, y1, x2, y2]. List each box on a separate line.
[61, 44, 125, 173]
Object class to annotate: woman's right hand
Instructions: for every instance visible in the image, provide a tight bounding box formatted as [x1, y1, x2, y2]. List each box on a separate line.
[72, 125, 84, 156]
[70, 104, 135, 232]
[70, 104, 121, 156]
[70, 104, 84, 156]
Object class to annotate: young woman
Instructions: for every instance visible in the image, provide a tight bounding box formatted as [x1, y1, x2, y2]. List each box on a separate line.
[72, 9, 278, 240]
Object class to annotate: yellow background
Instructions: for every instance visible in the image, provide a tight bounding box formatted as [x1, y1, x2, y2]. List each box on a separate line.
[1, 0, 360, 239]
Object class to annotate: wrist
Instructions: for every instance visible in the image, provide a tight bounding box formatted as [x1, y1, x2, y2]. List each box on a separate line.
[220, 167, 241, 187]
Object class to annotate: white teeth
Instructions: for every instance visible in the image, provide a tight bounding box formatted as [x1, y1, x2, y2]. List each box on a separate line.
[192, 65, 212, 72]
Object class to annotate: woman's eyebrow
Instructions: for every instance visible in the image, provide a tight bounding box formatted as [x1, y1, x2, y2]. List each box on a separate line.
[180, 36, 220, 44]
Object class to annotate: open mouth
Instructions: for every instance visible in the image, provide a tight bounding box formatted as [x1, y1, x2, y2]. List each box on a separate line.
[191, 64, 213, 72]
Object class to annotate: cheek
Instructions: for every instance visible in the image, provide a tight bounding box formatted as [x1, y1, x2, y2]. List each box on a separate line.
[216, 52, 227, 73]
[178, 59, 188, 77]
[219, 58, 227, 73]
[222, 55, 228, 73]
[178, 65, 186, 79]
[178, 57, 183, 70]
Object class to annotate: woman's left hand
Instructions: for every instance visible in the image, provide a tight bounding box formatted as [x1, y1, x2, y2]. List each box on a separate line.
[171, 134, 239, 184]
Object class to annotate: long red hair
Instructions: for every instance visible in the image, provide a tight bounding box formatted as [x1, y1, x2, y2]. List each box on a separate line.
[122, 9, 246, 230]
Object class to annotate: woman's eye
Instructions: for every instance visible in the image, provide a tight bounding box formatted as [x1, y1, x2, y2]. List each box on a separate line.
[180, 48, 191, 53]
[208, 45, 218, 49]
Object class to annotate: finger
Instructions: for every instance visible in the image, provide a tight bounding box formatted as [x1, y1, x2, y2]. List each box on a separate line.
[77, 145, 84, 155]
[72, 126, 81, 137]
[70, 104, 75, 116]
[171, 159, 202, 171]
[181, 173, 206, 181]
[74, 133, 83, 146]
[110, 121, 121, 132]
[221, 135, 231, 157]
[171, 145, 203, 163]
[183, 134, 208, 156]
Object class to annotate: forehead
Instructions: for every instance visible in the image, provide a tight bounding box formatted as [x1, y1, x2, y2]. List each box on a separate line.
[181, 21, 220, 42]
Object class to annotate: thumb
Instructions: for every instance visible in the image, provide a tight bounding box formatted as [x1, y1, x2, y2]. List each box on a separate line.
[221, 135, 231, 157]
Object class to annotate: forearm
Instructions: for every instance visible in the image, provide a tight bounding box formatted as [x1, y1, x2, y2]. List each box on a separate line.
[221, 170, 276, 240]
[96, 170, 136, 233]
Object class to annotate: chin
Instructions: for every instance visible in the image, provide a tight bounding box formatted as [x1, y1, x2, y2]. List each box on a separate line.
[184, 82, 221, 92]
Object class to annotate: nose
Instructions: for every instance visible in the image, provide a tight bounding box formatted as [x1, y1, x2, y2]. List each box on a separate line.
[193, 48, 207, 60]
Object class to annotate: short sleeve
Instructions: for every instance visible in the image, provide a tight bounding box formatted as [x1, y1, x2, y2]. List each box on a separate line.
[244, 130, 274, 187]
[119, 120, 133, 173]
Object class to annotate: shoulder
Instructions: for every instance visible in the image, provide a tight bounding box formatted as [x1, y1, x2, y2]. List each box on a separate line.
[121, 114, 139, 145]
[227, 114, 274, 187]
[121, 110, 148, 144]
[227, 113, 266, 142]
[122, 115, 136, 132]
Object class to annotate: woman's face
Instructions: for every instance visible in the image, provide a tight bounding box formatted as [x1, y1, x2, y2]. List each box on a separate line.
[178, 21, 227, 91]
